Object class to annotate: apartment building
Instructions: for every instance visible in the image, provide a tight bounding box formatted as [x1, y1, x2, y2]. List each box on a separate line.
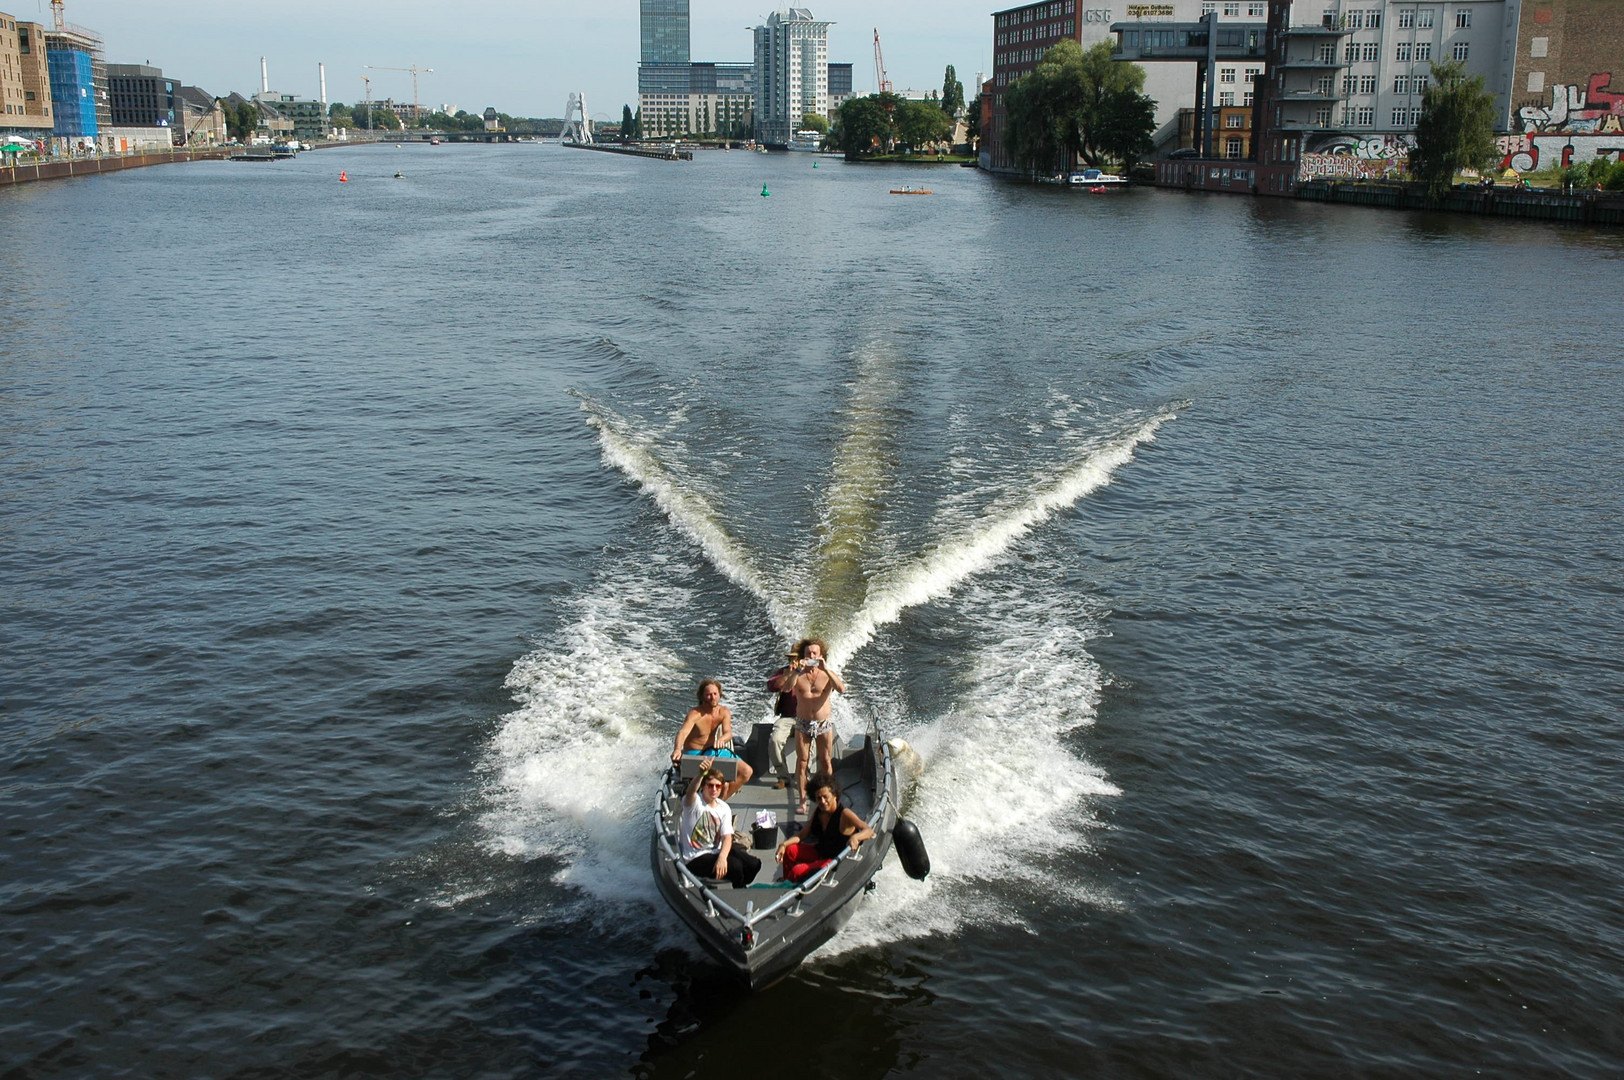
[0, 11, 52, 140]
[753, 9, 831, 146]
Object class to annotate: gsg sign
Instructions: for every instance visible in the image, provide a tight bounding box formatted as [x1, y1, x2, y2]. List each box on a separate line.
[1083, 8, 1114, 21]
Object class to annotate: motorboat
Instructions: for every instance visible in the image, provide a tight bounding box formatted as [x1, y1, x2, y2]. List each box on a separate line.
[889, 186, 932, 195]
[1068, 168, 1128, 188]
[651, 713, 925, 989]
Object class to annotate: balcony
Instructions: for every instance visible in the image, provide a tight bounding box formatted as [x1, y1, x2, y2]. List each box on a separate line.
[1274, 56, 1350, 69]
[1275, 118, 1350, 132]
[1280, 25, 1354, 37]
[1279, 89, 1343, 102]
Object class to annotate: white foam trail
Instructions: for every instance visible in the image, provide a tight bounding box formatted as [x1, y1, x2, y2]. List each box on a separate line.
[479, 555, 693, 929]
[813, 573, 1124, 959]
[826, 411, 1173, 667]
[578, 395, 794, 636]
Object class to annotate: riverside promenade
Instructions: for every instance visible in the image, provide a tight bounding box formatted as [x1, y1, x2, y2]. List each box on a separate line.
[0, 147, 234, 187]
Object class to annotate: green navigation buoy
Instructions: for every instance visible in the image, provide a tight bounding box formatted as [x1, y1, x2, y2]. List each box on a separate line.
[761, 183, 770, 197]
[813, 161, 818, 168]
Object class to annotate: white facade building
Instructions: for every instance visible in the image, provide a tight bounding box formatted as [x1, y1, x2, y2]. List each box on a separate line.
[753, 8, 831, 146]
[1270, 0, 1518, 158]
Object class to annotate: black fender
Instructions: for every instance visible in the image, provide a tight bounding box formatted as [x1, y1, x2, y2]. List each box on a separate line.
[893, 817, 930, 880]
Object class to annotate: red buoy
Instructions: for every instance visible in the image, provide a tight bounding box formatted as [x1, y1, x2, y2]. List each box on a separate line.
[339, 171, 348, 182]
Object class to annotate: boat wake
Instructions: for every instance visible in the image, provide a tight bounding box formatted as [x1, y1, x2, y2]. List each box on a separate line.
[481, 366, 1175, 956]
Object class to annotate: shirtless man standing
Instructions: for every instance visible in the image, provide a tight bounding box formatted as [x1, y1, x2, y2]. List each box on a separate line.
[789, 639, 846, 814]
[671, 679, 754, 799]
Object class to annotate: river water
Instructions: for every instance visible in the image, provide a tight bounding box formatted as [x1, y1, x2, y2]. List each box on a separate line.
[2, 144, 1621, 1078]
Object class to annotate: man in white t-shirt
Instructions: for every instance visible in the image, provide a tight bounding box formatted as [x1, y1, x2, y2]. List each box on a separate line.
[680, 768, 761, 888]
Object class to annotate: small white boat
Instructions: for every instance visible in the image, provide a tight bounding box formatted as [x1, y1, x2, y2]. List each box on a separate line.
[1068, 168, 1128, 188]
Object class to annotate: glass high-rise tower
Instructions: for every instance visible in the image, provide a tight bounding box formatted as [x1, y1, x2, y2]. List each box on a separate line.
[640, 0, 690, 65]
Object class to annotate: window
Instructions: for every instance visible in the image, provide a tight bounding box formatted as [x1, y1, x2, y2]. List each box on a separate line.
[1318, 42, 1336, 62]
[1202, 1, 1216, 12]
[1455, 8, 1471, 27]
[1415, 74, 1429, 92]
[1392, 107, 1407, 124]
[1357, 106, 1374, 125]
[1345, 10, 1363, 28]
[1244, 91, 1254, 105]
[1417, 9, 1434, 27]
[1345, 43, 1359, 62]
[1367, 10, 1381, 27]
[1220, 91, 1234, 105]
[1363, 43, 1379, 61]
[1224, 2, 1239, 15]
[1342, 74, 1356, 93]
[1245, 68, 1259, 83]
[1226, 136, 1244, 158]
[1360, 75, 1376, 93]
[1315, 107, 1332, 126]
[1452, 42, 1469, 61]
[1394, 75, 1410, 93]
[1397, 41, 1412, 61]
[1398, 9, 1414, 28]
[1416, 42, 1432, 61]
[1248, 2, 1264, 14]
[1226, 112, 1246, 128]
[1221, 68, 1236, 83]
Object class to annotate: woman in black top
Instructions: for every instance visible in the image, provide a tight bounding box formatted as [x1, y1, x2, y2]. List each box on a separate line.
[776, 772, 873, 883]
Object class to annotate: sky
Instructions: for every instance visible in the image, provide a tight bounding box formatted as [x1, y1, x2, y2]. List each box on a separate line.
[41, 0, 1001, 120]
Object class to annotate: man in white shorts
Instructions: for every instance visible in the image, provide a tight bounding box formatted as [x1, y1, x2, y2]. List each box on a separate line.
[789, 638, 846, 814]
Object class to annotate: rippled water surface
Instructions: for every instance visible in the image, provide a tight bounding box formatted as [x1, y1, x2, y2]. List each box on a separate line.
[3, 145, 1622, 1078]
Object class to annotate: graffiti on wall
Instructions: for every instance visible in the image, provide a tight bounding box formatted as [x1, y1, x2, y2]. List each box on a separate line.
[1498, 133, 1624, 172]
[1299, 153, 1405, 180]
[1304, 133, 1415, 159]
[1508, 73, 1624, 170]
[1517, 73, 1624, 135]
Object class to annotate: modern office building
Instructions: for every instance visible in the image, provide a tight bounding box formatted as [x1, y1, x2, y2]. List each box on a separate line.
[105, 63, 177, 129]
[0, 12, 54, 140]
[636, 0, 754, 137]
[828, 61, 854, 113]
[753, 8, 832, 146]
[641, 0, 690, 65]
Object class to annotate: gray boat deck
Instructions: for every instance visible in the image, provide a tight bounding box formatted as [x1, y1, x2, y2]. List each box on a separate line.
[678, 735, 874, 886]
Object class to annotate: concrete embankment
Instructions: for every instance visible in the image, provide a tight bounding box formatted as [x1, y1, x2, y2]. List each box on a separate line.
[1296, 180, 1624, 225]
[0, 147, 233, 187]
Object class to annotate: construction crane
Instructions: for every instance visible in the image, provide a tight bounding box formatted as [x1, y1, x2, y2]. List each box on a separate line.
[360, 73, 372, 129]
[872, 28, 892, 94]
[365, 64, 433, 124]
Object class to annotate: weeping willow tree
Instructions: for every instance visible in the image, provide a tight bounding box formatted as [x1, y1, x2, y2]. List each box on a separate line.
[1409, 59, 1499, 197]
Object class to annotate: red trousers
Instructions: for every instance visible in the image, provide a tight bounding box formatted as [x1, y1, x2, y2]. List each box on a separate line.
[781, 841, 832, 883]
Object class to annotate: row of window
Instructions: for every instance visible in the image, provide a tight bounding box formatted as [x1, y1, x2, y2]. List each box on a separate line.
[1218, 92, 1255, 106]
[1202, 2, 1266, 15]
[997, 20, 1073, 45]
[994, 2, 1075, 29]
[1335, 8, 1471, 30]
[1219, 67, 1261, 83]
[1331, 40, 1469, 63]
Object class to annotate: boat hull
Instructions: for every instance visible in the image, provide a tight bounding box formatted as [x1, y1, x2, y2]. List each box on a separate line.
[652, 730, 898, 989]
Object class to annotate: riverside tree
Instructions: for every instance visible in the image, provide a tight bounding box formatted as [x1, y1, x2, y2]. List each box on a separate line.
[621, 105, 634, 142]
[1408, 58, 1498, 197]
[942, 65, 965, 117]
[1003, 39, 1155, 172]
